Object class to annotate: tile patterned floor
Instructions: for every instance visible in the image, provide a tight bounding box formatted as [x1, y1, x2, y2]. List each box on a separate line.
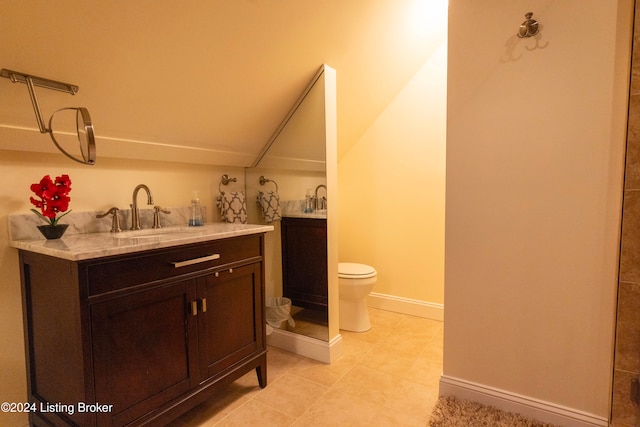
[168, 308, 443, 426]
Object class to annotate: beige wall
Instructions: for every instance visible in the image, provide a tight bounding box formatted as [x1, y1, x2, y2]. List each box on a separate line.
[0, 150, 245, 426]
[444, 0, 632, 419]
[337, 40, 447, 305]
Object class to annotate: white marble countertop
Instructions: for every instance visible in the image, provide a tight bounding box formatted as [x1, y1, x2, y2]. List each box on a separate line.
[10, 223, 274, 262]
[279, 200, 326, 219]
[281, 211, 327, 219]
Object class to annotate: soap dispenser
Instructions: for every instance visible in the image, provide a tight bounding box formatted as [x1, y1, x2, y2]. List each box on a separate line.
[304, 189, 314, 213]
[189, 191, 204, 226]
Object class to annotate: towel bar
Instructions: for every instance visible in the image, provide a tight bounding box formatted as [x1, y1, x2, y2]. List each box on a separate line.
[259, 176, 279, 192]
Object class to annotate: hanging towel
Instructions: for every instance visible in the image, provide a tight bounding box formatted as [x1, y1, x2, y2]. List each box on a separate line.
[257, 190, 281, 223]
[216, 191, 247, 224]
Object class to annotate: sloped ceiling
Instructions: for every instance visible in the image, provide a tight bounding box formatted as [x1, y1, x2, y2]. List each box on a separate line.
[0, 0, 447, 166]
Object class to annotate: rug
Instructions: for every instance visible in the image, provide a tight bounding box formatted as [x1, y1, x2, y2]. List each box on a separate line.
[429, 396, 557, 427]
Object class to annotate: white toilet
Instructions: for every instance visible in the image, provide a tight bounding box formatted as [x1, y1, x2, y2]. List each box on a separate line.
[338, 262, 377, 332]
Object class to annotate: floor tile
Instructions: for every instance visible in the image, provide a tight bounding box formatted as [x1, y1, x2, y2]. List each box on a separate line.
[339, 326, 390, 345]
[360, 342, 421, 376]
[289, 354, 356, 387]
[405, 353, 443, 388]
[171, 308, 443, 426]
[176, 390, 249, 426]
[292, 388, 380, 426]
[339, 334, 377, 361]
[369, 407, 428, 427]
[264, 346, 304, 381]
[213, 400, 295, 426]
[253, 373, 328, 418]
[384, 377, 440, 420]
[331, 364, 402, 406]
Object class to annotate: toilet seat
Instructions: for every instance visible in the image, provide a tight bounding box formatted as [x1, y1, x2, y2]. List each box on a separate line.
[339, 263, 377, 279]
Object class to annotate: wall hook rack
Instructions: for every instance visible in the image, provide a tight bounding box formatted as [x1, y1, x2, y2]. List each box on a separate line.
[518, 12, 540, 38]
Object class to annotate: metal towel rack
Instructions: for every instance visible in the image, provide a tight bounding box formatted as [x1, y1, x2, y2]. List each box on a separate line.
[218, 174, 237, 192]
[259, 176, 279, 192]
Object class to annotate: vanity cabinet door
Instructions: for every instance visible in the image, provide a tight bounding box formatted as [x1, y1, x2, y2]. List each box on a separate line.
[196, 263, 265, 385]
[281, 217, 328, 311]
[90, 280, 198, 427]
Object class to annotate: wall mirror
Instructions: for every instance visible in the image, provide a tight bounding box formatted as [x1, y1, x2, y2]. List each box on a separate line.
[246, 65, 337, 345]
[252, 68, 326, 172]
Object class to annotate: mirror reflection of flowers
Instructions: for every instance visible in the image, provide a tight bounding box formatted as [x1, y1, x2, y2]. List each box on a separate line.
[29, 174, 72, 226]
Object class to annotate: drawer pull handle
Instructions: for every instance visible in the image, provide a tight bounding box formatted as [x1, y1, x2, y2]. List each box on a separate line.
[201, 298, 207, 313]
[171, 254, 220, 268]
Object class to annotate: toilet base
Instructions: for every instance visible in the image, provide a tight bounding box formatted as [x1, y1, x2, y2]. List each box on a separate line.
[339, 298, 371, 332]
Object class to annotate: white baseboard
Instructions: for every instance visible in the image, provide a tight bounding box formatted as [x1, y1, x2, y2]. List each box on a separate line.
[439, 375, 608, 427]
[267, 329, 343, 364]
[367, 292, 444, 321]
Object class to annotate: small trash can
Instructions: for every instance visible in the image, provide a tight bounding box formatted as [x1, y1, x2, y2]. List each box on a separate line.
[266, 297, 295, 330]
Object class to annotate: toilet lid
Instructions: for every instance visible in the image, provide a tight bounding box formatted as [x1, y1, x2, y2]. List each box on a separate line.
[339, 262, 377, 278]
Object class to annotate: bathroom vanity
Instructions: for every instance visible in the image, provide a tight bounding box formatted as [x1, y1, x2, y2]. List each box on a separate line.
[281, 216, 327, 313]
[11, 224, 272, 426]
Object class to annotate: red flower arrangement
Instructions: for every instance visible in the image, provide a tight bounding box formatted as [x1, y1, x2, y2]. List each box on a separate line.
[29, 174, 72, 226]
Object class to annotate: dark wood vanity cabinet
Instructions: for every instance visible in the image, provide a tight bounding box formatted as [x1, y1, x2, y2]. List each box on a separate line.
[196, 263, 264, 382]
[281, 217, 327, 312]
[19, 234, 267, 427]
[90, 279, 196, 426]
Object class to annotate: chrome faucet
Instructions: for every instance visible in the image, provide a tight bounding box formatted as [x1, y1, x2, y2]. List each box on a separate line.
[314, 184, 327, 211]
[130, 184, 154, 230]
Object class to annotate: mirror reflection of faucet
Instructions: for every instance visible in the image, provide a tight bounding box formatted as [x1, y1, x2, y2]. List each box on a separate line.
[303, 185, 327, 213]
[314, 184, 327, 211]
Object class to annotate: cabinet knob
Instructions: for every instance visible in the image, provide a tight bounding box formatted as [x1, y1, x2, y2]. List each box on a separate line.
[215, 272, 219, 277]
[229, 268, 233, 273]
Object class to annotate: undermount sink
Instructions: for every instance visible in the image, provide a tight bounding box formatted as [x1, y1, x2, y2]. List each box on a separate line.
[113, 226, 203, 239]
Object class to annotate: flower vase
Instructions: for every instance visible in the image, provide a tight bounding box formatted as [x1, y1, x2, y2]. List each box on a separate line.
[37, 224, 69, 240]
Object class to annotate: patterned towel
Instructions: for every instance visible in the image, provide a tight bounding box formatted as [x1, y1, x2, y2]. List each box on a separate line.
[257, 191, 281, 223]
[216, 191, 247, 224]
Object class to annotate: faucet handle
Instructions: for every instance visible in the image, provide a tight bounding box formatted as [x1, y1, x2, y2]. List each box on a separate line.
[317, 196, 327, 211]
[96, 207, 122, 233]
[152, 206, 171, 229]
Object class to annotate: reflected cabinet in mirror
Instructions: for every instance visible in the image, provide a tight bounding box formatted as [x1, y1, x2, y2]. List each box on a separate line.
[245, 65, 337, 344]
